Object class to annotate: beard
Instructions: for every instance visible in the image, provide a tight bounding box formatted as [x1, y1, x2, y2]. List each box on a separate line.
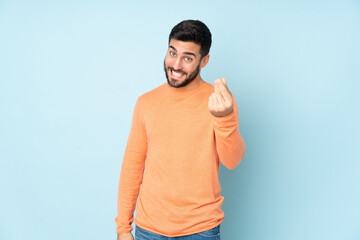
[164, 60, 201, 88]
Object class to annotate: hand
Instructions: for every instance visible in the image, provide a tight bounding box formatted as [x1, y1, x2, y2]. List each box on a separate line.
[208, 78, 234, 117]
[117, 232, 134, 240]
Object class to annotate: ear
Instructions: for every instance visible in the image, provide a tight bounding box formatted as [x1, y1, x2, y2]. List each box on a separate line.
[200, 54, 210, 68]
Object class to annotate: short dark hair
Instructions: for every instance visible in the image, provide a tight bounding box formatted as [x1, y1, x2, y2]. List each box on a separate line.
[169, 20, 212, 58]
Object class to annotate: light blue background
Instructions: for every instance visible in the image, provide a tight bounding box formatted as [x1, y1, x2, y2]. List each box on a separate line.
[1, 1, 359, 239]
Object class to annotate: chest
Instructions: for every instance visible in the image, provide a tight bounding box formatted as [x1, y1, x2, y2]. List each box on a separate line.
[143, 98, 213, 145]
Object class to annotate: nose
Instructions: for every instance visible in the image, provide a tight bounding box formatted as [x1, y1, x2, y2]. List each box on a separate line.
[173, 57, 182, 70]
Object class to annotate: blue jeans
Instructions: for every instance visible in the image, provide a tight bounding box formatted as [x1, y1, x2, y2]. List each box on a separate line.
[135, 224, 221, 240]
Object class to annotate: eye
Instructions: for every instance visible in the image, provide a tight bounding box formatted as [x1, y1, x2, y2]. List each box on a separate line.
[169, 51, 176, 57]
[184, 57, 192, 62]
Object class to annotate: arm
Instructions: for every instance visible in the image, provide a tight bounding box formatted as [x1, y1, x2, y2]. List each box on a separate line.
[208, 78, 245, 169]
[212, 97, 245, 169]
[115, 96, 147, 234]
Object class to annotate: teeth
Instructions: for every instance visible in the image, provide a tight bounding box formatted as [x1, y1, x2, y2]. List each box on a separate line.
[172, 70, 184, 77]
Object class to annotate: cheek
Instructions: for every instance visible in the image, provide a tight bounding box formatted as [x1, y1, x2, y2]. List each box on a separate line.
[185, 63, 196, 73]
[164, 56, 173, 67]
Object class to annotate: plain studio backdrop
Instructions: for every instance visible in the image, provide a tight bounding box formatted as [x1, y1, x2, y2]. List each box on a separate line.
[0, 1, 359, 239]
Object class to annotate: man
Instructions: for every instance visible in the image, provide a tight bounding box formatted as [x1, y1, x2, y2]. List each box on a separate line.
[115, 20, 245, 240]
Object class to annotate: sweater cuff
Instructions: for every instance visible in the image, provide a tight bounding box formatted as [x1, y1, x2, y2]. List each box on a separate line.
[211, 109, 237, 129]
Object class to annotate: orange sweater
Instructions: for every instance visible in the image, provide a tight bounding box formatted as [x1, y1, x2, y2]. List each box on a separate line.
[115, 81, 245, 237]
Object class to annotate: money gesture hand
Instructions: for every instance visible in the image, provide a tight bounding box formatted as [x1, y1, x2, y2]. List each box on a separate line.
[208, 78, 234, 117]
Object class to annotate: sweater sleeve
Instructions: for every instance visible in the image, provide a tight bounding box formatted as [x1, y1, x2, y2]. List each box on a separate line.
[211, 96, 245, 170]
[115, 96, 147, 233]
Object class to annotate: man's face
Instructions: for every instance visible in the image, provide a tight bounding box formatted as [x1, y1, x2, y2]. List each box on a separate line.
[164, 39, 203, 88]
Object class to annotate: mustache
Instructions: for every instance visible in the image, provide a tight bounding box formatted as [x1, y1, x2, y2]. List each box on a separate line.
[167, 67, 186, 75]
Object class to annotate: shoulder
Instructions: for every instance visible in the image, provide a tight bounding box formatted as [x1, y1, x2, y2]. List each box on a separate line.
[202, 81, 214, 92]
[141, 83, 167, 98]
[198, 81, 214, 97]
[136, 83, 167, 106]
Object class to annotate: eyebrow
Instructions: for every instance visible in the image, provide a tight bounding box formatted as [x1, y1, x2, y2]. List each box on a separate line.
[169, 45, 196, 57]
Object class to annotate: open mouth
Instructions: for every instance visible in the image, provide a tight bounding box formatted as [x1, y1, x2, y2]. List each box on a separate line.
[170, 69, 186, 79]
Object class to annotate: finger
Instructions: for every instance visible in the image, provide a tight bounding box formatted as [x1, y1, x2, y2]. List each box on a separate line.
[214, 79, 220, 94]
[221, 77, 228, 89]
[214, 91, 225, 109]
[218, 80, 232, 102]
[211, 93, 220, 110]
[222, 78, 232, 94]
[208, 95, 213, 110]
[215, 82, 225, 102]
[214, 80, 223, 101]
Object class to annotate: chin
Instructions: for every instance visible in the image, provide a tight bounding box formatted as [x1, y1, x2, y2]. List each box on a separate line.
[168, 78, 183, 88]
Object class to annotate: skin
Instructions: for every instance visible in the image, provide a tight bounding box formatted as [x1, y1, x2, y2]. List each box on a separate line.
[117, 39, 234, 240]
[117, 232, 133, 240]
[164, 39, 209, 90]
[164, 38, 233, 117]
[208, 77, 234, 117]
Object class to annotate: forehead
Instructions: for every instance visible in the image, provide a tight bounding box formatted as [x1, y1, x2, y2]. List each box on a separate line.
[168, 39, 201, 56]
